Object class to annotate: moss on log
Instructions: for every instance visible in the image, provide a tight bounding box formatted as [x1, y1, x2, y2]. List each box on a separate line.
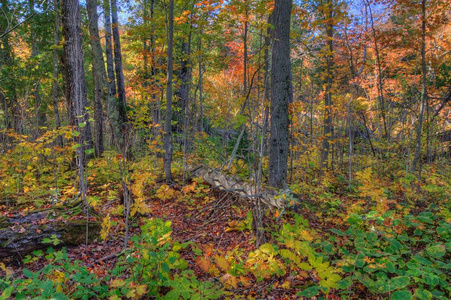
[0, 207, 100, 258]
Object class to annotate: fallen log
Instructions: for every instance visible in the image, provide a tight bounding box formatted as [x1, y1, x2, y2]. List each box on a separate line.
[0, 206, 101, 258]
[190, 165, 285, 209]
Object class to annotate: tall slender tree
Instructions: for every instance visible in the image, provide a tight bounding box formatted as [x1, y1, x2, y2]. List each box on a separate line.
[321, 0, 335, 168]
[86, 0, 105, 156]
[110, 0, 127, 124]
[164, 0, 174, 182]
[29, 0, 47, 137]
[61, 0, 92, 241]
[103, 0, 116, 97]
[412, 0, 427, 175]
[52, 0, 63, 147]
[269, 0, 293, 188]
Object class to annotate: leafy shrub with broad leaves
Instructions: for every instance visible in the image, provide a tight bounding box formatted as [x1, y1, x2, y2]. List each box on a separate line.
[0, 218, 222, 300]
[0, 249, 108, 300]
[331, 211, 451, 299]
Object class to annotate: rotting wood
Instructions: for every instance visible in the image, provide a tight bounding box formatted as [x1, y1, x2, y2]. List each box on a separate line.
[190, 165, 285, 209]
[0, 207, 100, 258]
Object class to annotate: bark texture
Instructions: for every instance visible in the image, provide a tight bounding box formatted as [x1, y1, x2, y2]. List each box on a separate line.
[103, 0, 116, 97]
[191, 165, 284, 209]
[87, 0, 105, 156]
[321, 0, 334, 168]
[110, 0, 127, 124]
[269, 0, 292, 188]
[52, 0, 63, 147]
[164, 0, 174, 182]
[0, 209, 100, 258]
[61, 0, 91, 213]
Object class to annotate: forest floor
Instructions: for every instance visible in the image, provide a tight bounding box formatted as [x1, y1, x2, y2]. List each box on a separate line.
[1, 164, 450, 299]
[2, 177, 371, 299]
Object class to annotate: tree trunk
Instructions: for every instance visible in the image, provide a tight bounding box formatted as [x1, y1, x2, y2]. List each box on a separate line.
[149, 0, 160, 147]
[110, 0, 127, 124]
[198, 34, 204, 132]
[412, 0, 427, 175]
[0, 208, 100, 258]
[29, 0, 47, 137]
[103, 0, 116, 97]
[191, 165, 285, 209]
[52, 0, 63, 147]
[0, 0, 22, 134]
[179, 38, 191, 135]
[164, 0, 174, 182]
[87, 0, 111, 157]
[61, 0, 92, 221]
[366, 0, 388, 140]
[321, 0, 334, 168]
[243, 19, 248, 93]
[268, 0, 292, 188]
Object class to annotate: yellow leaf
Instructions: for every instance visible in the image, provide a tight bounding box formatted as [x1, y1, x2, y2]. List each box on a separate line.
[100, 215, 112, 241]
[110, 279, 125, 288]
[239, 275, 252, 287]
[282, 280, 291, 289]
[126, 289, 136, 298]
[0, 263, 13, 277]
[214, 255, 230, 272]
[136, 285, 147, 296]
[221, 273, 238, 289]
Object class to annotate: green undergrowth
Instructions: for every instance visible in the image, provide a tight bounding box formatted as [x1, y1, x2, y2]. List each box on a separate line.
[0, 218, 223, 300]
[1, 207, 451, 299]
[330, 210, 451, 299]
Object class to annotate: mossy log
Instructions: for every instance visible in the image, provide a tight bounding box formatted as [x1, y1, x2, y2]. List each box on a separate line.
[0, 207, 100, 258]
[190, 165, 285, 209]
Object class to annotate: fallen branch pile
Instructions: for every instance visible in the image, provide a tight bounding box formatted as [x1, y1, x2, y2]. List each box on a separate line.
[190, 165, 285, 209]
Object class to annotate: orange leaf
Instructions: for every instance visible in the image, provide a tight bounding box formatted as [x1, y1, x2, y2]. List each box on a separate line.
[195, 256, 210, 273]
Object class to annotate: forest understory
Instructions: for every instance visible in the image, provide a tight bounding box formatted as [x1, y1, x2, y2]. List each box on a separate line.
[1, 147, 451, 299]
[1, 0, 451, 298]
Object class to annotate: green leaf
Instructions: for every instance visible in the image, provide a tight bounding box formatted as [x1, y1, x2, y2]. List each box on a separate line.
[298, 262, 312, 271]
[424, 274, 439, 287]
[391, 290, 412, 300]
[329, 228, 346, 236]
[84, 148, 95, 155]
[389, 276, 409, 290]
[355, 258, 365, 268]
[163, 289, 180, 299]
[259, 243, 275, 254]
[389, 239, 403, 253]
[1, 286, 13, 299]
[414, 289, 432, 300]
[280, 249, 301, 264]
[426, 244, 446, 259]
[297, 286, 322, 297]
[413, 255, 433, 266]
[336, 276, 352, 289]
[23, 268, 34, 278]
